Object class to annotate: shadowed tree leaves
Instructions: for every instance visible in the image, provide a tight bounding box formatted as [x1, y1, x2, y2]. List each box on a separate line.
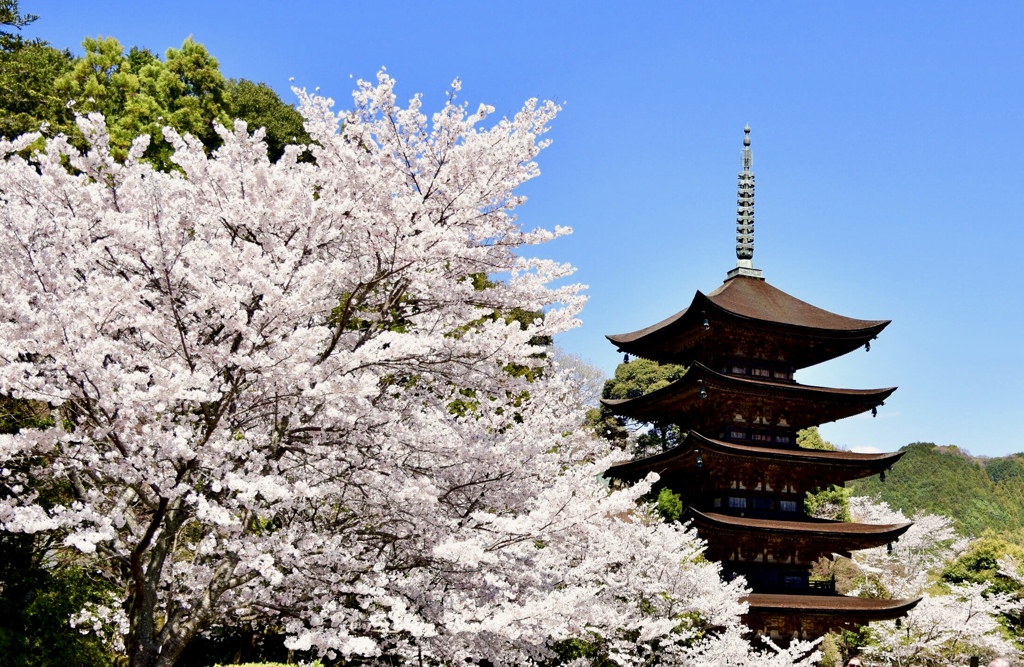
[587, 357, 686, 458]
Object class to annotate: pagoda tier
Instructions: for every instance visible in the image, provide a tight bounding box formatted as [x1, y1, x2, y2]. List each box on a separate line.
[607, 274, 890, 370]
[690, 510, 911, 565]
[607, 431, 903, 497]
[745, 594, 922, 641]
[601, 362, 895, 436]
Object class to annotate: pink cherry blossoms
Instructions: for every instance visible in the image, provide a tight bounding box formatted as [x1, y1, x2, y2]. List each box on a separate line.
[0, 73, 817, 667]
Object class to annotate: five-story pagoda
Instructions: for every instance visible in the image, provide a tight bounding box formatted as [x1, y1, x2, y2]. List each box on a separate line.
[602, 127, 919, 642]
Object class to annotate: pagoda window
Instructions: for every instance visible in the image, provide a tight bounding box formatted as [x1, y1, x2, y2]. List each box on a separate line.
[783, 575, 806, 589]
[728, 496, 747, 509]
[752, 368, 770, 378]
[731, 365, 747, 375]
[775, 435, 791, 444]
[779, 500, 798, 512]
[751, 433, 772, 443]
[713, 497, 722, 508]
[773, 369, 792, 380]
[729, 429, 747, 439]
[753, 497, 773, 511]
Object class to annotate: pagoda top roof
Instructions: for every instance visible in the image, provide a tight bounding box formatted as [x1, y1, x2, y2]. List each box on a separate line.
[612, 275, 888, 342]
[607, 276, 889, 368]
[689, 510, 912, 541]
[707, 276, 888, 331]
[605, 430, 903, 483]
[744, 593, 921, 617]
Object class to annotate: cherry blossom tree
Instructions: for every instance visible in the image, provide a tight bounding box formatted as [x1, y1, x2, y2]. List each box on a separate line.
[849, 497, 1022, 665]
[0, 73, 814, 667]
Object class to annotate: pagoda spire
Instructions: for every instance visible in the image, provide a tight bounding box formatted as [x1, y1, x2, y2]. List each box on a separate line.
[727, 125, 763, 279]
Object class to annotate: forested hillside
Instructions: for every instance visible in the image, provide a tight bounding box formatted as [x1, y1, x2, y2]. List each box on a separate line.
[849, 442, 1024, 538]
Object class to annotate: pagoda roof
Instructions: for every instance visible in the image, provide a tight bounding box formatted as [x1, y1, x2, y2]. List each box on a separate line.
[607, 275, 889, 368]
[745, 593, 921, 618]
[601, 362, 895, 431]
[689, 510, 911, 544]
[605, 431, 902, 485]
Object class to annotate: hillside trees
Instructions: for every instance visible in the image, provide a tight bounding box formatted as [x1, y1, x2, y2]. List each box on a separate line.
[850, 443, 1024, 537]
[0, 73, 815, 667]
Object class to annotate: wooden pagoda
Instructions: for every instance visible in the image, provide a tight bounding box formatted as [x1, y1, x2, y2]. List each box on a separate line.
[603, 127, 918, 642]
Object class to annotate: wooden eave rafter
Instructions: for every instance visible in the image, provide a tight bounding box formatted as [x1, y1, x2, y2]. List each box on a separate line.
[601, 363, 895, 431]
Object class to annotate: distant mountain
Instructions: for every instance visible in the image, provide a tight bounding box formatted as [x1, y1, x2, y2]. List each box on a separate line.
[848, 442, 1024, 537]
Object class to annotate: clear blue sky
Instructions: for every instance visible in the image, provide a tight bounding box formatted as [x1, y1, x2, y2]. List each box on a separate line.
[21, 1, 1024, 456]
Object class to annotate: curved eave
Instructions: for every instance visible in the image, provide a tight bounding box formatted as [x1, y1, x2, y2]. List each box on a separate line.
[744, 594, 921, 619]
[604, 431, 903, 482]
[689, 509, 912, 542]
[606, 290, 701, 347]
[689, 431, 904, 468]
[601, 362, 895, 426]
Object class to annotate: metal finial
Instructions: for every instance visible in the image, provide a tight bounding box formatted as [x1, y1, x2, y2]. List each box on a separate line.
[735, 126, 755, 264]
[727, 126, 763, 280]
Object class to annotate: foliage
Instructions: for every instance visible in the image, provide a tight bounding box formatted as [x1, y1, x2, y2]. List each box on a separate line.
[50, 36, 232, 168]
[656, 487, 684, 522]
[226, 78, 311, 162]
[0, 0, 36, 49]
[0, 40, 76, 142]
[797, 426, 836, 451]
[848, 497, 1021, 665]
[589, 358, 687, 458]
[942, 532, 1024, 596]
[1, 33, 307, 171]
[0, 557, 118, 667]
[0, 73, 817, 667]
[805, 484, 852, 522]
[849, 443, 1024, 537]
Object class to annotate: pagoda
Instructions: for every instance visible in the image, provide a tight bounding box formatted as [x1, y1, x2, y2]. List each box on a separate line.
[602, 127, 918, 642]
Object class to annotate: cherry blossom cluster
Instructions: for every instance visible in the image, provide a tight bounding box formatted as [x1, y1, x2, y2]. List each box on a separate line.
[0, 74, 814, 667]
[850, 497, 1021, 665]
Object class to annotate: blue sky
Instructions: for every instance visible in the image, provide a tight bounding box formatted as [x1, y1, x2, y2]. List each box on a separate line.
[21, 1, 1024, 456]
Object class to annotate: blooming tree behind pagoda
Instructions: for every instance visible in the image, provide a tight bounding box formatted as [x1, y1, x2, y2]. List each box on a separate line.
[850, 497, 1023, 665]
[0, 74, 817, 667]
